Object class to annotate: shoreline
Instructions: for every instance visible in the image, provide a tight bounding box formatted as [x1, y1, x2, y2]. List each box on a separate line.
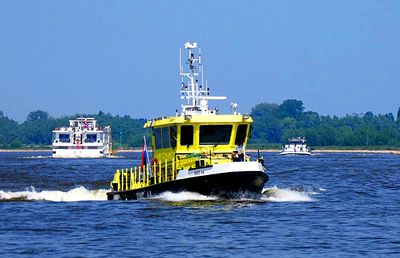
[0, 149, 52, 152]
[250, 149, 400, 155]
[313, 149, 400, 155]
[1, 149, 399, 155]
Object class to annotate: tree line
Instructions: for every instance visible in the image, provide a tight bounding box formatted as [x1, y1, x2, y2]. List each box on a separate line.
[250, 100, 400, 148]
[0, 110, 147, 149]
[0, 100, 399, 149]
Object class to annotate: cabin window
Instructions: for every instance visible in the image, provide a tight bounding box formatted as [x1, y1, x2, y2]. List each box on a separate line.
[180, 125, 194, 146]
[199, 125, 232, 145]
[154, 126, 176, 149]
[59, 134, 70, 143]
[154, 128, 162, 149]
[235, 124, 248, 146]
[162, 127, 170, 148]
[170, 126, 177, 148]
[85, 134, 97, 143]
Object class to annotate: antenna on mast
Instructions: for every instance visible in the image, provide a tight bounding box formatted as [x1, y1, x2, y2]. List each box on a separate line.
[179, 42, 226, 116]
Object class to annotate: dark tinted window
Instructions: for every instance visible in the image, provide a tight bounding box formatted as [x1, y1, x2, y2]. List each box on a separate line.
[154, 128, 162, 149]
[59, 134, 70, 143]
[170, 126, 177, 148]
[85, 134, 97, 143]
[180, 125, 194, 146]
[235, 124, 248, 145]
[162, 127, 170, 148]
[199, 125, 232, 145]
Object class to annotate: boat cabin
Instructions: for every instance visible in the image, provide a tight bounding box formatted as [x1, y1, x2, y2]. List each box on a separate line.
[145, 114, 253, 171]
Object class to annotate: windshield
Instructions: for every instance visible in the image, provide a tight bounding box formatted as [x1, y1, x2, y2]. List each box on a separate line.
[235, 124, 248, 146]
[180, 125, 193, 146]
[199, 125, 232, 145]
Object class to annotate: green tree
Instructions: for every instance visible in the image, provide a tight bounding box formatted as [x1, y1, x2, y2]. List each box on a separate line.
[298, 111, 320, 128]
[281, 117, 297, 130]
[385, 113, 394, 121]
[0, 111, 19, 145]
[278, 99, 304, 119]
[336, 126, 356, 146]
[251, 103, 282, 144]
[26, 110, 49, 122]
[397, 108, 400, 122]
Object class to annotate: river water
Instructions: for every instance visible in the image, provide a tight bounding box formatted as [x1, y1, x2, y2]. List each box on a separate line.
[0, 151, 399, 257]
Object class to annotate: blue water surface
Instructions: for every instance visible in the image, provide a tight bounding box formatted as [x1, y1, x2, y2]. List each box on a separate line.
[0, 151, 399, 257]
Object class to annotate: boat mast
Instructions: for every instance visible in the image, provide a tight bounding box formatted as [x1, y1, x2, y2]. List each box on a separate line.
[179, 42, 226, 116]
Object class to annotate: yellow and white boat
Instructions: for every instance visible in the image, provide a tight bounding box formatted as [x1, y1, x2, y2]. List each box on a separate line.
[107, 42, 268, 200]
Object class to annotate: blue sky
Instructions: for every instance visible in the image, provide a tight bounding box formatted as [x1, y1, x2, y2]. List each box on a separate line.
[0, 1, 399, 122]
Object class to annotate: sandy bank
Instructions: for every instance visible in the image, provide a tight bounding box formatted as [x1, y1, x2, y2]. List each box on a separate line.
[0, 149, 51, 152]
[251, 149, 400, 155]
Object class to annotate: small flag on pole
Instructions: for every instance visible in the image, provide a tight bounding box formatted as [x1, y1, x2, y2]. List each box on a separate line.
[141, 136, 152, 177]
[141, 137, 148, 168]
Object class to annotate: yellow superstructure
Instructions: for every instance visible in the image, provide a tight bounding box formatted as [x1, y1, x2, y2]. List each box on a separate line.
[146, 114, 253, 170]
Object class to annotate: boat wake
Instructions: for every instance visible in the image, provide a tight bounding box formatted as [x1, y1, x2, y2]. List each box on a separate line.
[261, 186, 317, 202]
[0, 186, 108, 202]
[151, 186, 317, 204]
[151, 191, 218, 202]
[21, 155, 51, 159]
[0, 186, 318, 203]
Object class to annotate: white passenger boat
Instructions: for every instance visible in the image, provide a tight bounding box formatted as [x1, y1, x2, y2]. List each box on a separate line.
[280, 137, 312, 155]
[52, 118, 112, 158]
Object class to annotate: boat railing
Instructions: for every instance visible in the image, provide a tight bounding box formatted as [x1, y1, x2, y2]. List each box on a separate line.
[176, 152, 250, 168]
[111, 159, 178, 192]
[110, 152, 254, 192]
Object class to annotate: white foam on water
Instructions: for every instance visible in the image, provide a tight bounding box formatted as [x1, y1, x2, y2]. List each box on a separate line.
[106, 155, 125, 159]
[22, 155, 51, 159]
[0, 186, 108, 202]
[152, 191, 218, 202]
[0, 186, 318, 203]
[262, 186, 316, 202]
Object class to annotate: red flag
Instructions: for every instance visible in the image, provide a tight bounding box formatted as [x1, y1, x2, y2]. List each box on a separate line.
[141, 141, 148, 167]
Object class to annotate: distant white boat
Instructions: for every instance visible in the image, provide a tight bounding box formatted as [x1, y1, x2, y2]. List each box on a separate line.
[280, 137, 312, 155]
[52, 118, 112, 158]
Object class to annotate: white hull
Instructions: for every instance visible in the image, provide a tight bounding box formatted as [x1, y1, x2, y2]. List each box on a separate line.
[280, 151, 312, 156]
[52, 148, 110, 158]
[176, 161, 267, 180]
